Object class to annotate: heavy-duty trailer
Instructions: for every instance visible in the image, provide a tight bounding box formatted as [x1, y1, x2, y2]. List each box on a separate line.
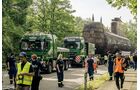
[20, 32, 69, 73]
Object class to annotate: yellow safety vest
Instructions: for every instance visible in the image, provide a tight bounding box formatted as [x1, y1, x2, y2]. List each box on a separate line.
[16, 62, 33, 85]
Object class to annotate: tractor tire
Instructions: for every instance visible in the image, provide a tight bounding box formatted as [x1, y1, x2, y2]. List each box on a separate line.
[64, 61, 69, 70]
[47, 63, 52, 74]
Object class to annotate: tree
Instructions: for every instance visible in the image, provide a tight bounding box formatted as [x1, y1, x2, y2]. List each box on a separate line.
[28, 0, 75, 45]
[2, 0, 32, 61]
[106, 0, 137, 15]
[72, 17, 92, 36]
[120, 20, 137, 50]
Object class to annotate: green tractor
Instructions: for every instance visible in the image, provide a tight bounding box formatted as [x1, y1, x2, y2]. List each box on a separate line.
[20, 32, 69, 73]
[63, 37, 95, 67]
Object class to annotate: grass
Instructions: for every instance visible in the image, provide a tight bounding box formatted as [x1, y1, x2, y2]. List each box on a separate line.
[76, 73, 109, 90]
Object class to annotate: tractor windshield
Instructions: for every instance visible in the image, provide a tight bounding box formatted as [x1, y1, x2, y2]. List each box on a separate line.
[21, 41, 49, 51]
[64, 41, 80, 49]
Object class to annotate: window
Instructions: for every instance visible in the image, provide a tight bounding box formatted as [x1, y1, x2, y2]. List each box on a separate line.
[64, 41, 81, 49]
[21, 42, 28, 50]
[20, 41, 48, 51]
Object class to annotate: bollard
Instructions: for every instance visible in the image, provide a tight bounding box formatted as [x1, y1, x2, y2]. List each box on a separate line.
[84, 72, 87, 90]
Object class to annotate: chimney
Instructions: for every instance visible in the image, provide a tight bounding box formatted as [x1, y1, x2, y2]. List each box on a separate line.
[111, 17, 121, 34]
[100, 17, 102, 23]
[92, 14, 94, 21]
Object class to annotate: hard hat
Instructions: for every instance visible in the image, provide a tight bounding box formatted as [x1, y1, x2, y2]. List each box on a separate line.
[19, 52, 27, 57]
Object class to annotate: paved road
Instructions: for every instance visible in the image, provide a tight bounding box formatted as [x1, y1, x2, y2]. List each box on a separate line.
[2, 65, 107, 90]
[96, 69, 137, 90]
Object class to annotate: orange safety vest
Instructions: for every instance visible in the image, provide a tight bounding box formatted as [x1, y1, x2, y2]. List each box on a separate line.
[114, 58, 124, 73]
[93, 63, 97, 70]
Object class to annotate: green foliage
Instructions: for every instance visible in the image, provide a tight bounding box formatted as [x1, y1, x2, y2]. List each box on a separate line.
[27, 0, 76, 45]
[2, 0, 32, 61]
[72, 17, 92, 36]
[3, 0, 136, 63]
[120, 20, 137, 50]
[106, 0, 137, 16]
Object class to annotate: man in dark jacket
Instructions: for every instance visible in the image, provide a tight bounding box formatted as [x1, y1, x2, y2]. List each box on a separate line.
[133, 54, 137, 70]
[85, 53, 94, 81]
[31, 54, 43, 90]
[6, 53, 17, 87]
[108, 52, 114, 80]
[124, 55, 130, 70]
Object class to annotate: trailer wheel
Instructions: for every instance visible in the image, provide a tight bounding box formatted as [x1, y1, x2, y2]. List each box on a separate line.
[47, 63, 52, 74]
[80, 62, 84, 68]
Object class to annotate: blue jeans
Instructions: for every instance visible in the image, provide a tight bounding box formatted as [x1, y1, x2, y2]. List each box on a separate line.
[129, 61, 134, 68]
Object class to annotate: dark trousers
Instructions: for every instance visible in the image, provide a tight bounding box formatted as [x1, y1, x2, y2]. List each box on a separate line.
[17, 85, 30, 90]
[9, 74, 16, 87]
[134, 62, 137, 70]
[108, 71, 113, 80]
[104, 60, 107, 65]
[31, 77, 41, 90]
[114, 72, 125, 89]
[130, 61, 134, 68]
[57, 71, 64, 83]
[88, 68, 94, 80]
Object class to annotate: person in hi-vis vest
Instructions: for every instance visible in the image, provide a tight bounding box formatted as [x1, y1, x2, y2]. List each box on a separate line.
[113, 53, 126, 90]
[16, 52, 34, 90]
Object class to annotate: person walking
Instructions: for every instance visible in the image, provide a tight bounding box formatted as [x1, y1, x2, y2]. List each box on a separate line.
[16, 52, 34, 90]
[108, 52, 114, 80]
[56, 54, 64, 87]
[104, 55, 108, 65]
[31, 54, 43, 90]
[85, 53, 94, 80]
[96, 55, 100, 65]
[129, 55, 134, 69]
[114, 53, 126, 90]
[133, 54, 137, 70]
[93, 55, 98, 73]
[6, 53, 17, 88]
[124, 55, 130, 70]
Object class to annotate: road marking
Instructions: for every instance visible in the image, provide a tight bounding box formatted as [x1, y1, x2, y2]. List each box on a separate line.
[2, 74, 9, 77]
[71, 74, 84, 77]
[3, 85, 15, 90]
[43, 78, 84, 83]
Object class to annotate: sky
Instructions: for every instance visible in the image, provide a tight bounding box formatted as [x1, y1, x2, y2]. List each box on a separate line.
[70, 0, 134, 27]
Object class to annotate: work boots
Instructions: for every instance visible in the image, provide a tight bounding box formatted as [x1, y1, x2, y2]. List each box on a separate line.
[58, 83, 61, 87]
[61, 82, 64, 87]
[10, 80, 13, 84]
[109, 77, 112, 81]
[58, 82, 64, 87]
[89, 76, 94, 81]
